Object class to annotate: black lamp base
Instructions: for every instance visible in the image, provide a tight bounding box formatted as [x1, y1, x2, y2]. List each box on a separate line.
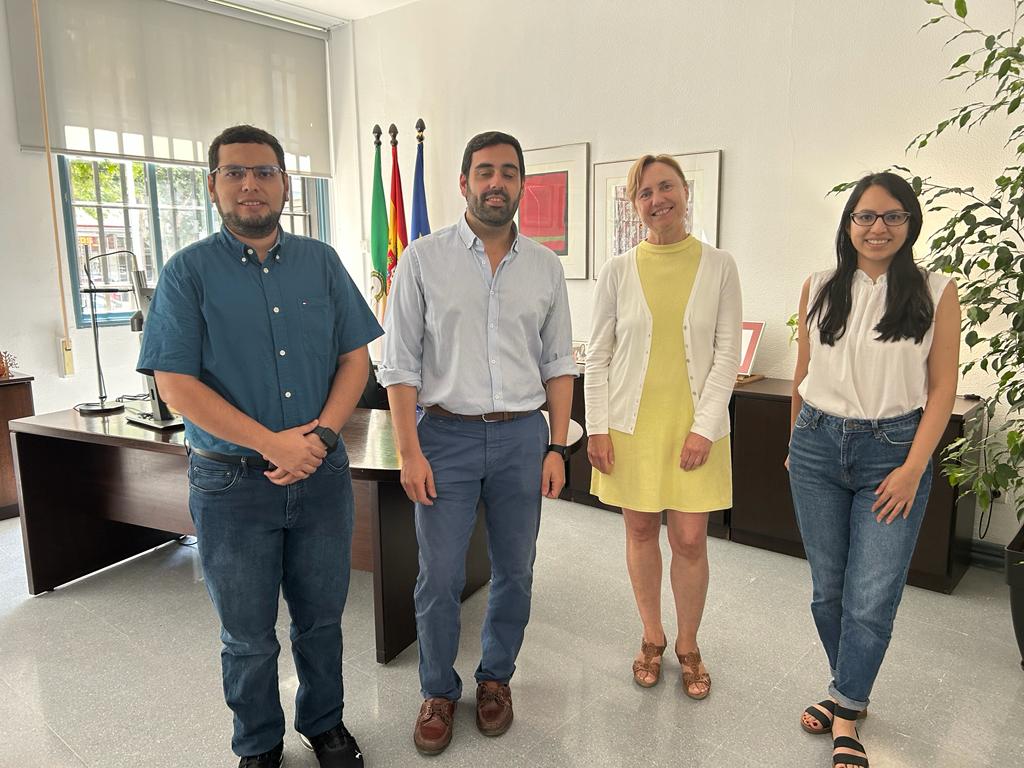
[78, 402, 124, 415]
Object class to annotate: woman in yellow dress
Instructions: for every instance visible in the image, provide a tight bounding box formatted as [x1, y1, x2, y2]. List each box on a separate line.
[585, 154, 742, 698]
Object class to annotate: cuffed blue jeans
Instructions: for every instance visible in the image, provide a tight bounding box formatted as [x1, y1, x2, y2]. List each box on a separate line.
[788, 403, 932, 711]
[188, 447, 354, 757]
[414, 410, 548, 701]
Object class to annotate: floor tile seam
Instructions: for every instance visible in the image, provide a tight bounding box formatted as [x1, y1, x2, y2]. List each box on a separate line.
[0, 676, 90, 766]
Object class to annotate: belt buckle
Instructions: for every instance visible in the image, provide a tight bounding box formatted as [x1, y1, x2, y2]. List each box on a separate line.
[481, 412, 500, 423]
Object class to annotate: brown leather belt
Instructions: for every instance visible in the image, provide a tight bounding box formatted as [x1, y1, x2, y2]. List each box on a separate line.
[424, 405, 537, 423]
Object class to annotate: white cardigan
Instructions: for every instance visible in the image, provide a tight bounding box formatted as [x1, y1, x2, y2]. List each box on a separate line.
[584, 241, 743, 441]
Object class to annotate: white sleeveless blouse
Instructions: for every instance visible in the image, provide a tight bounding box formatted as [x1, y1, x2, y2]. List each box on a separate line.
[798, 268, 952, 420]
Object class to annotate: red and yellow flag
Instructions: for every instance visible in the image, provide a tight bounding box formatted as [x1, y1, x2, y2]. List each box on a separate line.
[387, 137, 408, 292]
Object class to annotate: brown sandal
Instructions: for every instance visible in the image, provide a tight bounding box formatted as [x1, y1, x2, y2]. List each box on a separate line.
[677, 648, 711, 700]
[631, 638, 667, 688]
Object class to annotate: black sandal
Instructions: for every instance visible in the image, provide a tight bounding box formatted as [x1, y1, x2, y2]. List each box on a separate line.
[801, 699, 867, 735]
[831, 705, 869, 767]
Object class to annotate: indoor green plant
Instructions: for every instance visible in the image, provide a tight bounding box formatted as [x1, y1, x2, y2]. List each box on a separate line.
[897, 0, 1024, 669]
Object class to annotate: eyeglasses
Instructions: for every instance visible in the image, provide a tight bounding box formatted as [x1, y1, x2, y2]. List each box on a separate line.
[850, 210, 912, 227]
[211, 165, 284, 182]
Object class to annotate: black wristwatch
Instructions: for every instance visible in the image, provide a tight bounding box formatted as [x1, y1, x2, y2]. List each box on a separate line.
[311, 425, 339, 452]
[547, 443, 570, 460]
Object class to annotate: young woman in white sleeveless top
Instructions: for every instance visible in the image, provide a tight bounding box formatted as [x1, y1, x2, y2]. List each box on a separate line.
[788, 172, 961, 768]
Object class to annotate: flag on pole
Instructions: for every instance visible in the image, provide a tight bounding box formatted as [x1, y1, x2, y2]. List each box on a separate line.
[387, 123, 408, 293]
[369, 125, 389, 316]
[410, 118, 431, 240]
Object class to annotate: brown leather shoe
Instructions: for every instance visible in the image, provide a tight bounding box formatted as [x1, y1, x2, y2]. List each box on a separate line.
[413, 697, 456, 756]
[475, 681, 513, 736]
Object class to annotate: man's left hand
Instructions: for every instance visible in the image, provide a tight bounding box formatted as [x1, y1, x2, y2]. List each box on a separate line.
[541, 452, 565, 499]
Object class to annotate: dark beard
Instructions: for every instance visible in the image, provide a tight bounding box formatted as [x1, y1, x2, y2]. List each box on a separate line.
[468, 189, 520, 227]
[220, 208, 282, 239]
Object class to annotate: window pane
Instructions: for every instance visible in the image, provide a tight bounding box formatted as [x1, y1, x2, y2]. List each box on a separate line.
[69, 160, 96, 202]
[155, 166, 171, 205]
[280, 216, 293, 234]
[175, 210, 207, 249]
[97, 161, 123, 203]
[172, 167, 201, 206]
[291, 179, 305, 211]
[130, 162, 149, 205]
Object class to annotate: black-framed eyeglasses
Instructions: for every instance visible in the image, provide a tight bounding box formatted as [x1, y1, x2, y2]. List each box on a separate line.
[211, 165, 284, 182]
[850, 210, 912, 227]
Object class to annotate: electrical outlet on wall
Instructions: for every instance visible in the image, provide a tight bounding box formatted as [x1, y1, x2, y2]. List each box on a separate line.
[58, 338, 74, 377]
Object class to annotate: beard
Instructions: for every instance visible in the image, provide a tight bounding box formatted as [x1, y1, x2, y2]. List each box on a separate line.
[217, 202, 283, 239]
[467, 187, 521, 227]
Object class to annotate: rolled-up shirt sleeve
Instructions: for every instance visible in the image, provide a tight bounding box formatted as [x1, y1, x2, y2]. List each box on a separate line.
[377, 246, 426, 389]
[136, 255, 203, 377]
[538, 262, 578, 382]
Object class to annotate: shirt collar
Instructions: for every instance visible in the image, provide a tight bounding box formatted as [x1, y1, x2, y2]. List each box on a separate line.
[219, 225, 286, 263]
[854, 268, 887, 286]
[457, 213, 521, 254]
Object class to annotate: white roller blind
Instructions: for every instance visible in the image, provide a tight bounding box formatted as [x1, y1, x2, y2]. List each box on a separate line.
[6, 0, 331, 176]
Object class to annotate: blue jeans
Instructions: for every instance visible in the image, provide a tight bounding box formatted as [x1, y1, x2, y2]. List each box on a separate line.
[414, 411, 548, 700]
[188, 447, 355, 757]
[788, 404, 932, 711]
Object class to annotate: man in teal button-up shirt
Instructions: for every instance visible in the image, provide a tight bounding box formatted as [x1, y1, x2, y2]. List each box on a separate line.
[138, 125, 381, 768]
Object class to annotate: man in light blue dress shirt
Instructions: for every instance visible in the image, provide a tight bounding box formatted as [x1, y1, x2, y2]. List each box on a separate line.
[377, 131, 577, 756]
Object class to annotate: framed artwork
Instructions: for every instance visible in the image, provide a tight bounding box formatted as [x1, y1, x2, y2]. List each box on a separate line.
[739, 320, 766, 376]
[591, 150, 721, 278]
[519, 142, 589, 279]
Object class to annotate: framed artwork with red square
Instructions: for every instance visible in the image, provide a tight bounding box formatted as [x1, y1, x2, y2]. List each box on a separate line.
[518, 142, 589, 279]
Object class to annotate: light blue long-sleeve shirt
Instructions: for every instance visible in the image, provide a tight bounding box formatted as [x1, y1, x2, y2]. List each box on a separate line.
[378, 215, 577, 414]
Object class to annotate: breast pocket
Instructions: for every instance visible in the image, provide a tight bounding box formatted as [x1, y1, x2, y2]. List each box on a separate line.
[299, 297, 332, 357]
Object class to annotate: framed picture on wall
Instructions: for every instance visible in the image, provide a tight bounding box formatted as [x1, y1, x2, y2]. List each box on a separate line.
[591, 150, 721, 278]
[518, 142, 589, 279]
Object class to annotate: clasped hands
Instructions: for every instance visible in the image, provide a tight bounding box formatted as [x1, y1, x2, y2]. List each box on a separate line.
[588, 431, 712, 475]
[261, 418, 328, 486]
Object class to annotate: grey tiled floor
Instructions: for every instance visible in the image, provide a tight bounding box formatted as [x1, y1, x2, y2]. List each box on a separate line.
[0, 499, 1021, 767]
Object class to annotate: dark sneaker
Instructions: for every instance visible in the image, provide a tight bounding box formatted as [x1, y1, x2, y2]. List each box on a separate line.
[238, 741, 283, 768]
[309, 722, 364, 767]
[413, 697, 457, 755]
[475, 681, 513, 736]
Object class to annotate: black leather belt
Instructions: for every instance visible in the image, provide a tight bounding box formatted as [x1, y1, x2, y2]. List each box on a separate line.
[190, 446, 272, 470]
[425, 405, 537, 422]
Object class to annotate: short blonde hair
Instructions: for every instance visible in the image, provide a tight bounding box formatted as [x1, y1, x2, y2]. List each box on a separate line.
[626, 154, 688, 205]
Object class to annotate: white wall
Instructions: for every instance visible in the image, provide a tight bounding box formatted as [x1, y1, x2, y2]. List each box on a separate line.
[330, 0, 1019, 544]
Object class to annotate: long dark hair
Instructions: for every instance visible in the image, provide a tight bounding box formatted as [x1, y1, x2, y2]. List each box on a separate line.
[807, 172, 932, 345]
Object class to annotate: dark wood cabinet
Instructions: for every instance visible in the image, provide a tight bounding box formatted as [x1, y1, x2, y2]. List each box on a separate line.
[730, 378, 982, 593]
[1, 372, 35, 519]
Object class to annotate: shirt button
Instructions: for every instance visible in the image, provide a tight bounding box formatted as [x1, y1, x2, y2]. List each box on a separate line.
[490, 359, 497, 365]
[241, 257, 247, 263]
[246, 248, 254, 255]
[490, 290, 495, 295]
[489, 323, 495, 329]
[495, 394, 502, 400]
[284, 391, 292, 398]
[279, 350, 286, 356]
[263, 267, 269, 274]
[275, 255, 280, 261]
[273, 307, 280, 313]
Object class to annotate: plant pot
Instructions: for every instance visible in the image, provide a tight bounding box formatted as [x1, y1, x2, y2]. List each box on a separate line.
[1007, 523, 1024, 672]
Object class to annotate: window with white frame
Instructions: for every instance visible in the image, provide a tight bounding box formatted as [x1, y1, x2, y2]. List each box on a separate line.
[59, 156, 328, 327]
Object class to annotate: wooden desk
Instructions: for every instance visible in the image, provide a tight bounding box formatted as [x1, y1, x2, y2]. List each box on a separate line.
[730, 378, 982, 593]
[1, 372, 34, 519]
[9, 409, 492, 663]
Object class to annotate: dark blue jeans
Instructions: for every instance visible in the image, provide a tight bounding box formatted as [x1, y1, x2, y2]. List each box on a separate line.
[788, 404, 932, 711]
[188, 447, 354, 757]
[414, 411, 548, 700]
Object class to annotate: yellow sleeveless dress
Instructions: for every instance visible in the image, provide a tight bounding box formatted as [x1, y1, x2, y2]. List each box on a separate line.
[591, 237, 732, 513]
